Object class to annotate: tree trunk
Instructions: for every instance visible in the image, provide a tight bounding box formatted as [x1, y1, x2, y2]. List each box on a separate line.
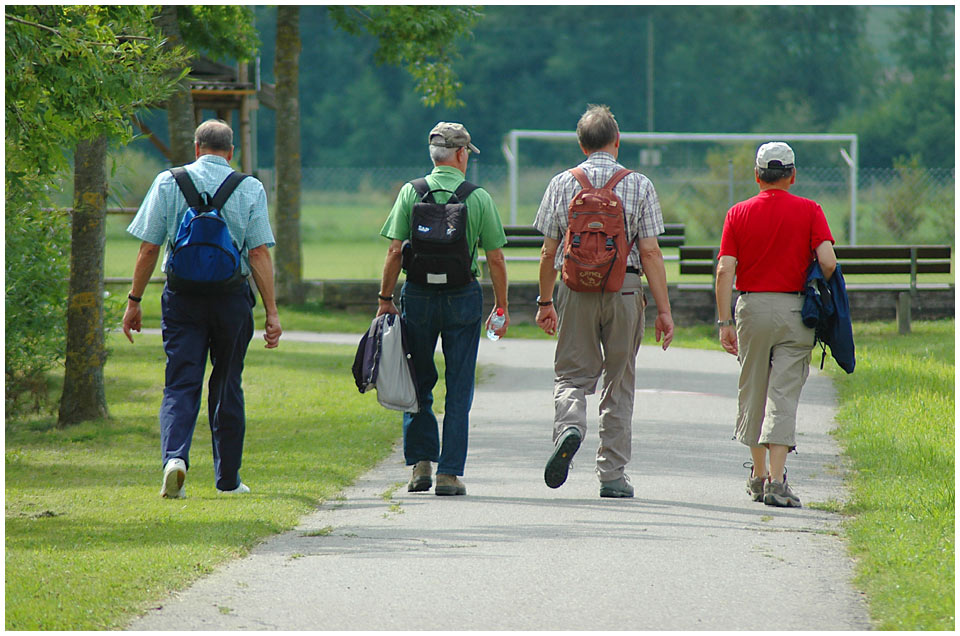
[58, 136, 109, 425]
[274, 6, 304, 304]
[157, 5, 196, 166]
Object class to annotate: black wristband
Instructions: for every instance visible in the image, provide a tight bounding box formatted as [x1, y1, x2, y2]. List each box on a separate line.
[536, 295, 553, 307]
[378, 294, 393, 301]
[128, 293, 142, 303]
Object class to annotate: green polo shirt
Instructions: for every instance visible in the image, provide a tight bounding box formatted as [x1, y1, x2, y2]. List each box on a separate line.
[380, 165, 507, 277]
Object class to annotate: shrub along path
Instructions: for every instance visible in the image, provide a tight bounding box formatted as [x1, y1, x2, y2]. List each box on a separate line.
[130, 334, 870, 630]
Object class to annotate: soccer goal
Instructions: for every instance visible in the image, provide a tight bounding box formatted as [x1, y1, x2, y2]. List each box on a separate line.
[501, 131, 860, 244]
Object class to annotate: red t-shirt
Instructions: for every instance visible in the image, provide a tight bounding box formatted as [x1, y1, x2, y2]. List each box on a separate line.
[719, 189, 834, 292]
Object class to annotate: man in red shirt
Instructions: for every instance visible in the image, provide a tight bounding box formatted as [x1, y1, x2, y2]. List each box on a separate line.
[716, 142, 837, 507]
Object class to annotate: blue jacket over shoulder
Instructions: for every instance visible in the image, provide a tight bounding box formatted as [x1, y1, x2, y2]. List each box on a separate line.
[802, 261, 855, 373]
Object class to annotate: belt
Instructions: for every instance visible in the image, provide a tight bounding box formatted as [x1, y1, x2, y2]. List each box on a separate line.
[626, 267, 640, 275]
[740, 291, 804, 296]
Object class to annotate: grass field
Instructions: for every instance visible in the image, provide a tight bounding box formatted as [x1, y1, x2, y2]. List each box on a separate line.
[4, 314, 954, 629]
[4, 334, 405, 630]
[828, 320, 955, 630]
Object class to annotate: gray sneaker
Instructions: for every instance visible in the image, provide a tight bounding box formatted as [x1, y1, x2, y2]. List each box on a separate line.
[744, 461, 766, 502]
[763, 479, 801, 507]
[408, 460, 432, 492]
[599, 475, 634, 498]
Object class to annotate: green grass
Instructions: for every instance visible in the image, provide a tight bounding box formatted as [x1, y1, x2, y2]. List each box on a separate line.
[5, 333, 402, 630]
[6, 314, 954, 629]
[828, 320, 955, 630]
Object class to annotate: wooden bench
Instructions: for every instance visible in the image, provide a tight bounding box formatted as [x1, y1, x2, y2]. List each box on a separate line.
[479, 223, 685, 274]
[679, 244, 953, 332]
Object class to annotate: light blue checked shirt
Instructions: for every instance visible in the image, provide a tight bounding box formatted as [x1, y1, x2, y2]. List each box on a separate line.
[126, 154, 274, 276]
[533, 152, 664, 272]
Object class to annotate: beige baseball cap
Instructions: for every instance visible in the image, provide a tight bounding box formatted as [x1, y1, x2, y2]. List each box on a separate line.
[756, 141, 795, 169]
[428, 121, 480, 154]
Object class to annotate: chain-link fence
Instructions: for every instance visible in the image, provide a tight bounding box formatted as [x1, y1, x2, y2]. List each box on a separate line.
[284, 163, 954, 246]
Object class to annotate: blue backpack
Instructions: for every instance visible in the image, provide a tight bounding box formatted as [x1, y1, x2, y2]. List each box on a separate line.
[167, 167, 248, 294]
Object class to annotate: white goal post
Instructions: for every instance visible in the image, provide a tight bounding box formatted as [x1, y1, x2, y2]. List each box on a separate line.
[501, 130, 860, 244]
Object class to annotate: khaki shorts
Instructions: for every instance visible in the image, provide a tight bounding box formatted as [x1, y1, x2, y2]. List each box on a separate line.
[734, 292, 815, 449]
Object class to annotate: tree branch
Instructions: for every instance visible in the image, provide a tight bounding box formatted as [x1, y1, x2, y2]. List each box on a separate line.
[5, 13, 60, 36]
[348, 6, 373, 22]
[5, 13, 151, 45]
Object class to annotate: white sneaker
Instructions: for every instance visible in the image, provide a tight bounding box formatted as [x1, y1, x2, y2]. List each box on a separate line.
[160, 458, 187, 499]
[217, 482, 250, 495]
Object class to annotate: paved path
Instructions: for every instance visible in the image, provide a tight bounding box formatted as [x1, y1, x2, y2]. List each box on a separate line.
[129, 334, 870, 630]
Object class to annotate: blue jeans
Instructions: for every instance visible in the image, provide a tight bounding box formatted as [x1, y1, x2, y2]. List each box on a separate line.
[159, 283, 255, 491]
[400, 280, 482, 476]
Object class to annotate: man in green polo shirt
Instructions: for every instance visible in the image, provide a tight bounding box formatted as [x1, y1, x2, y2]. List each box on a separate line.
[377, 121, 510, 496]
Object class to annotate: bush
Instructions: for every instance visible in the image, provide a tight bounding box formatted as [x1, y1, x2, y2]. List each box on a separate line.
[5, 197, 70, 415]
[876, 156, 955, 244]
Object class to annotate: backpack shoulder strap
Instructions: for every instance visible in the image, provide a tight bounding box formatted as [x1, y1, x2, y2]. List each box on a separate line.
[410, 178, 433, 203]
[453, 180, 479, 203]
[603, 168, 633, 190]
[169, 167, 202, 210]
[568, 167, 593, 191]
[209, 172, 248, 211]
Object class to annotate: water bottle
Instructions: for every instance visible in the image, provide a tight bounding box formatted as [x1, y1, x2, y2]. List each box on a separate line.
[486, 307, 505, 341]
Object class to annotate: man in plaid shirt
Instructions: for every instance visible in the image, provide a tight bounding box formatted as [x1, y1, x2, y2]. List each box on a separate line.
[534, 104, 674, 498]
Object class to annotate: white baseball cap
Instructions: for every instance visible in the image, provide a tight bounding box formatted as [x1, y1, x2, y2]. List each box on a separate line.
[756, 142, 795, 169]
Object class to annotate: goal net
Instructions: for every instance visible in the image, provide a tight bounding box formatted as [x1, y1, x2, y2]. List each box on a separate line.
[501, 131, 859, 244]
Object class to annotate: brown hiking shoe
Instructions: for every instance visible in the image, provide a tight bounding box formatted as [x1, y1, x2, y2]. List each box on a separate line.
[744, 462, 766, 502]
[435, 474, 466, 496]
[763, 478, 802, 508]
[408, 460, 432, 492]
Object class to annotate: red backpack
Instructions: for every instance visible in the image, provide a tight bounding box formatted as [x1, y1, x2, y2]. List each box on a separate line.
[561, 167, 635, 292]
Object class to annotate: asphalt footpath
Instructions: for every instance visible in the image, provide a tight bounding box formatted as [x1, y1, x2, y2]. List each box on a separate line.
[129, 331, 871, 631]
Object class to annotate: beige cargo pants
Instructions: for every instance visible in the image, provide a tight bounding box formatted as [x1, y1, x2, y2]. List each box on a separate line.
[553, 272, 645, 481]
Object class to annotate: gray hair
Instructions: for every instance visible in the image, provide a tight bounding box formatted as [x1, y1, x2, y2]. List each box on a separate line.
[194, 119, 233, 151]
[577, 104, 619, 152]
[429, 144, 457, 164]
[756, 166, 795, 184]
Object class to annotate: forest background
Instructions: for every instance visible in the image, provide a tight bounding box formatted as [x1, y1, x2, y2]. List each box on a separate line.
[133, 5, 954, 170]
[9, 5, 954, 415]
[119, 5, 954, 255]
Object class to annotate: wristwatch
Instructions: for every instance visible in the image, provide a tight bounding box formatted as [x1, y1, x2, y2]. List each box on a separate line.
[536, 295, 553, 307]
[717, 319, 735, 327]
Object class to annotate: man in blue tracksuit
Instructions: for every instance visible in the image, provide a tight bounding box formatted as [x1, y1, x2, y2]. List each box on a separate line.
[122, 119, 283, 498]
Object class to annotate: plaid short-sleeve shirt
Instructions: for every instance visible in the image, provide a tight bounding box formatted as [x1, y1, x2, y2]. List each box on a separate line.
[126, 154, 274, 276]
[533, 152, 664, 271]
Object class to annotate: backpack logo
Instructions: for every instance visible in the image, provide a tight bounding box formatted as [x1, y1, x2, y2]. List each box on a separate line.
[417, 225, 431, 233]
[166, 168, 248, 294]
[578, 271, 604, 288]
[561, 167, 635, 293]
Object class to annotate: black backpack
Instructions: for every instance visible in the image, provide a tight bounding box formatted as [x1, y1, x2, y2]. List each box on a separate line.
[401, 179, 479, 288]
[167, 167, 248, 294]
